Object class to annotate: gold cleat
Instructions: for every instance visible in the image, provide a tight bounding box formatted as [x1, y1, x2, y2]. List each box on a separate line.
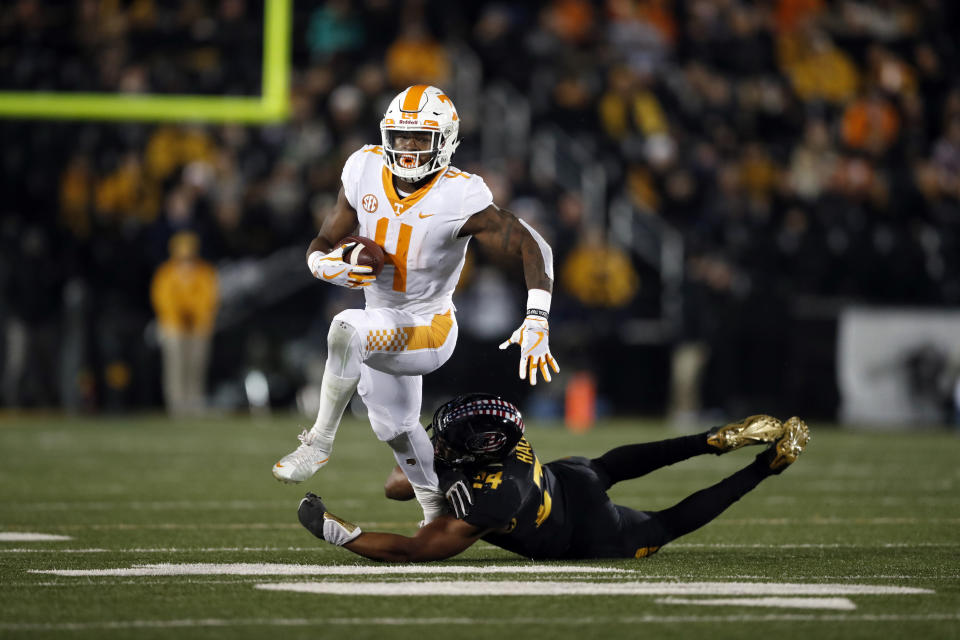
[707, 415, 784, 453]
[767, 416, 810, 473]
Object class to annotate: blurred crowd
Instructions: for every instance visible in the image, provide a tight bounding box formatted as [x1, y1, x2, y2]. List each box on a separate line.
[1, 0, 958, 419]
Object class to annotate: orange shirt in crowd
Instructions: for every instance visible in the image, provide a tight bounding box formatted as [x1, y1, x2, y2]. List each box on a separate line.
[841, 96, 901, 153]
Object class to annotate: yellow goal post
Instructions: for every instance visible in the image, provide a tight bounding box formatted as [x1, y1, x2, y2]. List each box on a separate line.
[0, 0, 290, 123]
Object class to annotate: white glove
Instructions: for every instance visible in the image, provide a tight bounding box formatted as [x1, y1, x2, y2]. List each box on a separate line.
[499, 315, 560, 386]
[322, 512, 363, 546]
[307, 243, 375, 289]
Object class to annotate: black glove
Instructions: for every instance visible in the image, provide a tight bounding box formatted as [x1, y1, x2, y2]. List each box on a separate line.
[438, 469, 474, 519]
[298, 492, 328, 540]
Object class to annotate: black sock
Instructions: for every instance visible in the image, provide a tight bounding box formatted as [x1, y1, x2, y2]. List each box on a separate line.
[649, 456, 772, 543]
[592, 432, 714, 489]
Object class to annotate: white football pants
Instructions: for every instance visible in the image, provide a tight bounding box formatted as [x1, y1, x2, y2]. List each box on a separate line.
[310, 306, 458, 521]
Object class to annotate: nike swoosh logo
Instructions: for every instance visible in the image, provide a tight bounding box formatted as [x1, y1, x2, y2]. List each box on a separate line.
[525, 331, 545, 355]
[418, 212, 435, 219]
[322, 269, 346, 280]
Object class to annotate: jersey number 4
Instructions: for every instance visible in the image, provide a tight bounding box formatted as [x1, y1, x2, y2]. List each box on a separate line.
[374, 217, 411, 292]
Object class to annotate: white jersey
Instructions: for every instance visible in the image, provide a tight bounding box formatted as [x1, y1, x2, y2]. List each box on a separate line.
[341, 145, 493, 316]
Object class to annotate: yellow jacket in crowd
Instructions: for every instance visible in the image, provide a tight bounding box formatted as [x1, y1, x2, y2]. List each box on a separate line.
[150, 232, 219, 335]
[561, 240, 640, 308]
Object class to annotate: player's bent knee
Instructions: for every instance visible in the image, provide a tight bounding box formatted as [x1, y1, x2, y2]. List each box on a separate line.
[384, 464, 415, 501]
[327, 315, 360, 352]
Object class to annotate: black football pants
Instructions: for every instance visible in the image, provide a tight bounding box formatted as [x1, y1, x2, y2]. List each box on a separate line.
[548, 432, 773, 558]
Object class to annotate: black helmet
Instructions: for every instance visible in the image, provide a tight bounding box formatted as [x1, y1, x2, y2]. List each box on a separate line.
[431, 393, 524, 467]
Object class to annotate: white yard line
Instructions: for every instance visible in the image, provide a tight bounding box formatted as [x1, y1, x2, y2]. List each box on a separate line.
[8, 579, 280, 587]
[655, 597, 857, 610]
[3, 613, 958, 631]
[254, 580, 934, 596]
[8, 575, 958, 588]
[0, 533, 72, 541]
[31, 564, 632, 577]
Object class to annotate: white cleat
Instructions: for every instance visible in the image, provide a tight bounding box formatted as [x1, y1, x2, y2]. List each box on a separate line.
[272, 430, 331, 483]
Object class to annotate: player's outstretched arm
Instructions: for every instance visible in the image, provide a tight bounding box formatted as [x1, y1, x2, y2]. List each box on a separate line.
[459, 205, 560, 385]
[458, 204, 553, 292]
[298, 493, 485, 562]
[305, 188, 374, 288]
[346, 516, 485, 563]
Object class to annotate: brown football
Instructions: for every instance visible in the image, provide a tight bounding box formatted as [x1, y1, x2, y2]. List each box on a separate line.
[339, 235, 386, 276]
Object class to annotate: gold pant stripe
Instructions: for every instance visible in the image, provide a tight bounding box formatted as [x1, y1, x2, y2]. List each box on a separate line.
[366, 310, 453, 353]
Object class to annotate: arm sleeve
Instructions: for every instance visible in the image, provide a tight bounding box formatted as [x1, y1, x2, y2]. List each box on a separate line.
[451, 174, 494, 239]
[340, 147, 370, 210]
[517, 218, 554, 281]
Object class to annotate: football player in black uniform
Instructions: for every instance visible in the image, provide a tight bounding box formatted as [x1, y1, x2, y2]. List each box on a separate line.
[297, 393, 809, 561]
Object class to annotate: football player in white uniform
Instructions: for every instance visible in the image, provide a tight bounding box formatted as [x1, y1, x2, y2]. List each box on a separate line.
[272, 85, 559, 523]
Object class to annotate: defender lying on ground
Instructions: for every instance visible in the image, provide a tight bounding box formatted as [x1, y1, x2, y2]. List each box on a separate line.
[297, 393, 809, 562]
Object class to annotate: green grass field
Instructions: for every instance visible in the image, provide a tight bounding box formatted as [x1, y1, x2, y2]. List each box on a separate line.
[1, 413, 958, 639]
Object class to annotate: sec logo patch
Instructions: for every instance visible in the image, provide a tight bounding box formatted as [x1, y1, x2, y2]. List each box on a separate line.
[361, 194, 378, 213]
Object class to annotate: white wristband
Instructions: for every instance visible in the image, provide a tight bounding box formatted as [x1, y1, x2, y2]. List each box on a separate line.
[322, 513, 362, 546]
[527, 289, 551, 314]
[307, 250, 325, 275]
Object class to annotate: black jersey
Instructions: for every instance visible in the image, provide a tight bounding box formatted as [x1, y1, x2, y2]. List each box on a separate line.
[461, 437, 572, 559]
[461, 440, 667, 560]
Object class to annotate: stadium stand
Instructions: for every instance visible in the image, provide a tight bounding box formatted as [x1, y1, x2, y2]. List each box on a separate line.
[0, 0, 957, 421]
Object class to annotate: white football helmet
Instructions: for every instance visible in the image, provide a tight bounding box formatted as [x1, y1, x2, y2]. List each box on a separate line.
[380, 84, 461, 182]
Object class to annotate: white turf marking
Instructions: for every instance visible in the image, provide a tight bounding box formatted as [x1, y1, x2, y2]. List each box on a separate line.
[0, 532, 72, 542]
[13, 575, 959, 588]
[255, 580, 933, 597]
[9, 578, 957, 590]
[11, 580, 280, 587]
[30, 563, 628, 577]
[656, 597, 857, 611]
[5, 614, 958, 631]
